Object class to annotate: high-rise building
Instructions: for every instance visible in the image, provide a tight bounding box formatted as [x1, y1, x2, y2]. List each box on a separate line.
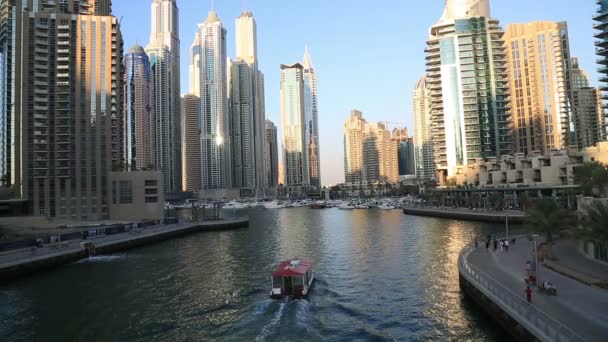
[195, 11, 231, 189]
[189, 32, 201, 95]
[343, 111, 399, 185]
[280, 63, 309, 194]
[181, 94, 201, 192]
[343, 110, 366, 185]
[392, 129, 415, 176]
[504, 21, 573, 154]
[146, 0, 181, 194]
[0, 1, 123, 219]
[594, 0, 608, 139]
[302, 47, 321, 188]
[413, 77, 435, 180]
[426, 0, 511, 182]
[569, 58, 604, 148]
[264, 120, 279, 188]
[124, 44, 156, 171]
[230, 10, 266, 193]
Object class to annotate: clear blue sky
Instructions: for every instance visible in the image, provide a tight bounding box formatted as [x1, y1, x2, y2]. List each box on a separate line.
[114, 0, 599, 186]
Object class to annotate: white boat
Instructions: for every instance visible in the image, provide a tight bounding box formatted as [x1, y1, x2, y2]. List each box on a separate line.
[338, 203, 355, 210]
[355, 204, 369, 209]
[378, 204, 394, 210]
[264, 201, 285, 209]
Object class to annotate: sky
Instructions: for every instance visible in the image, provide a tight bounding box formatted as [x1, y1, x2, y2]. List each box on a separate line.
[114, 0, 599, 187]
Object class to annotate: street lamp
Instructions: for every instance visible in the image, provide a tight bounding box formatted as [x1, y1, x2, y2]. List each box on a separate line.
[531, 234, 539, 285]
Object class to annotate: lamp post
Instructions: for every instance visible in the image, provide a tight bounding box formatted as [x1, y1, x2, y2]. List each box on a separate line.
[531, 234, 539, 285]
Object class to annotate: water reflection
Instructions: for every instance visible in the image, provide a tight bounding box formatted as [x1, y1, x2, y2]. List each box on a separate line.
[0, 208, 509, 341]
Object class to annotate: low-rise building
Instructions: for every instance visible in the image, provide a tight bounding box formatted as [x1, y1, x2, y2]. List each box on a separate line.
[109, 171, 165, 221]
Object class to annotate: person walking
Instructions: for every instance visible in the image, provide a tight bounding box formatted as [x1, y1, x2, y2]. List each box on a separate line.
[486, 239, 490, 250]
[504, 239, 510, 252]
[493, 239, 498, 252]
[499, 239, 504, 252]
[525, 286, 532, 304]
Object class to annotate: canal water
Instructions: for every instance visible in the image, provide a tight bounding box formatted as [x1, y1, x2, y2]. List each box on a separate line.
[0, 208, 511, 341]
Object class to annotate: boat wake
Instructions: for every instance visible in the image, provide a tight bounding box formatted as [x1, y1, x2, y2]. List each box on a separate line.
[75, 255, 126, 263]
[255, 300, 288, 342]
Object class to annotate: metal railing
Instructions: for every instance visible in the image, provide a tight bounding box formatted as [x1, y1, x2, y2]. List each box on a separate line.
[458, 235, 587, 342]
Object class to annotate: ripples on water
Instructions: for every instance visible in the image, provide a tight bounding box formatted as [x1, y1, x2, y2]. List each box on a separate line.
[0, 208, 511, 341]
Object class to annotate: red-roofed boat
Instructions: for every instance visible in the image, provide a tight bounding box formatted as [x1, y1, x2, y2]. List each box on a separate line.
[270, 257, 315, 299]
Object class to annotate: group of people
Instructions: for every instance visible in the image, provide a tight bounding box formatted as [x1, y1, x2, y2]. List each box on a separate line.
[484, 235, 514, 252]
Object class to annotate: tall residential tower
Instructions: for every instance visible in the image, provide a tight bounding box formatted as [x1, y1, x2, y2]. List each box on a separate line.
[413, 76, 435, 180]
[302, 47, 321, 188]
[146, 0, 181, 193]
[426, 0, 511, 181]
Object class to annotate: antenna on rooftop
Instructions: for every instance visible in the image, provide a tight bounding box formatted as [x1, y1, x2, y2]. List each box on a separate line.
[211, 0, 215, 12]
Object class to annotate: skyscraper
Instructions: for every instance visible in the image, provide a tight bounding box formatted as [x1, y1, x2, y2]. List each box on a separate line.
[124, 45, 156, 171]
[504, 21, 572, 154]
[0, 0, 123, 219]
[302, 47, 321, 188]
[265, 120, 279, 188]
[392, 129, 415, 176]
[181, 94, 201, 192]
[146, 0, 181, 194]
[189, 32, 202, 95]
[280, 63, 309, 194]
[570, 58, 604, 148]
[196, 10, 231, 189]
[426, 0, 511, 182]
[594, 0, 608, 139]
[343, 111, 399, 185]
[413, 77, 435, 180]
[230, 10, 266, 193]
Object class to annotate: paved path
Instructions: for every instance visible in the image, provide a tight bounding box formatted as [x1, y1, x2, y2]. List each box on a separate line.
[403, 206, 525, 222]
[469, 239, 608, 341]
[0, 219, 245, 268]
[547, 239, 608, 285]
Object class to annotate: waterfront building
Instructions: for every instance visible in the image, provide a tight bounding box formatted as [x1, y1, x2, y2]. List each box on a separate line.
[343, 111, 399, 185]
[504, 21, 573, 154]
[426, 0, 511, 182]
[124, 45, 156, 171]
[570, 58, 604, 148]
[413, 77, 435, 180]
[265, 120, 279, 188]
[594, 0, 608, 139]
[181, 94, 201, 192]
[0, 1, 123, 219]
[146, 0, 182, 194]
[392, 129, 415, 176]
[230, 11, 266, 194]
[109, 170, 164, 221]
[302, 47, 321, 188]
[280, 63, 309, 195]
[195, 11, 232, 189]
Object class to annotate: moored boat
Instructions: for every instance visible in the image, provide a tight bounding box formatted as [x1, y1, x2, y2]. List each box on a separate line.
[270, 257, 314, 299]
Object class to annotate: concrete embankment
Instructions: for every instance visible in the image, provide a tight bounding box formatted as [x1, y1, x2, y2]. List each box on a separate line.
[0, 218, 248, 280]
[403, 207, 525, 223]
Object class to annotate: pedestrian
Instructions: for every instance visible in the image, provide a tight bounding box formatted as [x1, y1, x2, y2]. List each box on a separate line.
[525, 286, 532, 304]
[485, 239, 490, 250]
[505, 239, 510, 252]
[493, 239, 498, 252]
[500, 239, 504, 252]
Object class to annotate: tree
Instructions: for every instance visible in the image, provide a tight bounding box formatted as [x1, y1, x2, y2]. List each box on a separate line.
[578, 201, 608, 245]
[573, 162, 608, 197]
[525, 198, 575, 259]
[0, 174, 8, 188]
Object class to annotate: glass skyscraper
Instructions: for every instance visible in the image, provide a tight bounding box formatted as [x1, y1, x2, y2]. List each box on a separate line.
[302, 47, 321, 189]
[594, 0, 608, 140]
[426, 0, 511, 181]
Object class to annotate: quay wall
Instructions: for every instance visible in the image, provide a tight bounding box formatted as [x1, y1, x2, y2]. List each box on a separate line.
[0, 218, 248, 281]
[403, 208, 525, 223]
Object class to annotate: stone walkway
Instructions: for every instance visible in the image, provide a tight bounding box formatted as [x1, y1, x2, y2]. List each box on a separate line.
[544, 239, 608, 287]
[468, 238, 608, 342]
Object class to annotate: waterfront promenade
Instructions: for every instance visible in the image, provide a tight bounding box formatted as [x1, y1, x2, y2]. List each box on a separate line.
[462, 236, 608, 341]
[403, 206, 526, 223]
[0, 218, 248, 280]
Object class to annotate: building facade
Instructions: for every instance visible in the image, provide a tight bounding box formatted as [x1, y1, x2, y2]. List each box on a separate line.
[343, 110, 399, 185]
[196, 11, 232, 189]
[413, 76, 435, 180]
[504, 21, 572, 154]
[570, 58, 604, 149]
[302, 47, 321, 188]
[146, 0, 181, 194]
[181, 94, 201, 192]
[264, 120, 279, 188]
[594, 0, 608, 139]
[392, 128, 415, 176]
[124, 44, 156, 171]
[0, 0, 123, 219]
[280, 63, 309, 194]
[426, 0, 511, 182]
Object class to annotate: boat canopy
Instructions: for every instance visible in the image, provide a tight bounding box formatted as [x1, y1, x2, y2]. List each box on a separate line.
[271, 258, 312, 277]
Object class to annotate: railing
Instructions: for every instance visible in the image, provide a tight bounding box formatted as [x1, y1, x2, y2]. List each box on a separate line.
[458, 234, 587, 342]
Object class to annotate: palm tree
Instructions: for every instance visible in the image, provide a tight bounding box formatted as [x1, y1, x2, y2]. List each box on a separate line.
[578, 201, 608, 245]
[574, 162, 608, 197]
[525, 198, 575, 260]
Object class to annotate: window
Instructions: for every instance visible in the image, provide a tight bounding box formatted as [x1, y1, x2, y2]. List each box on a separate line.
[145, 197, 158, 203]
[145, 180, 158, 186]
[119, 181, 132, 204]
[145, 188, 157, 195]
